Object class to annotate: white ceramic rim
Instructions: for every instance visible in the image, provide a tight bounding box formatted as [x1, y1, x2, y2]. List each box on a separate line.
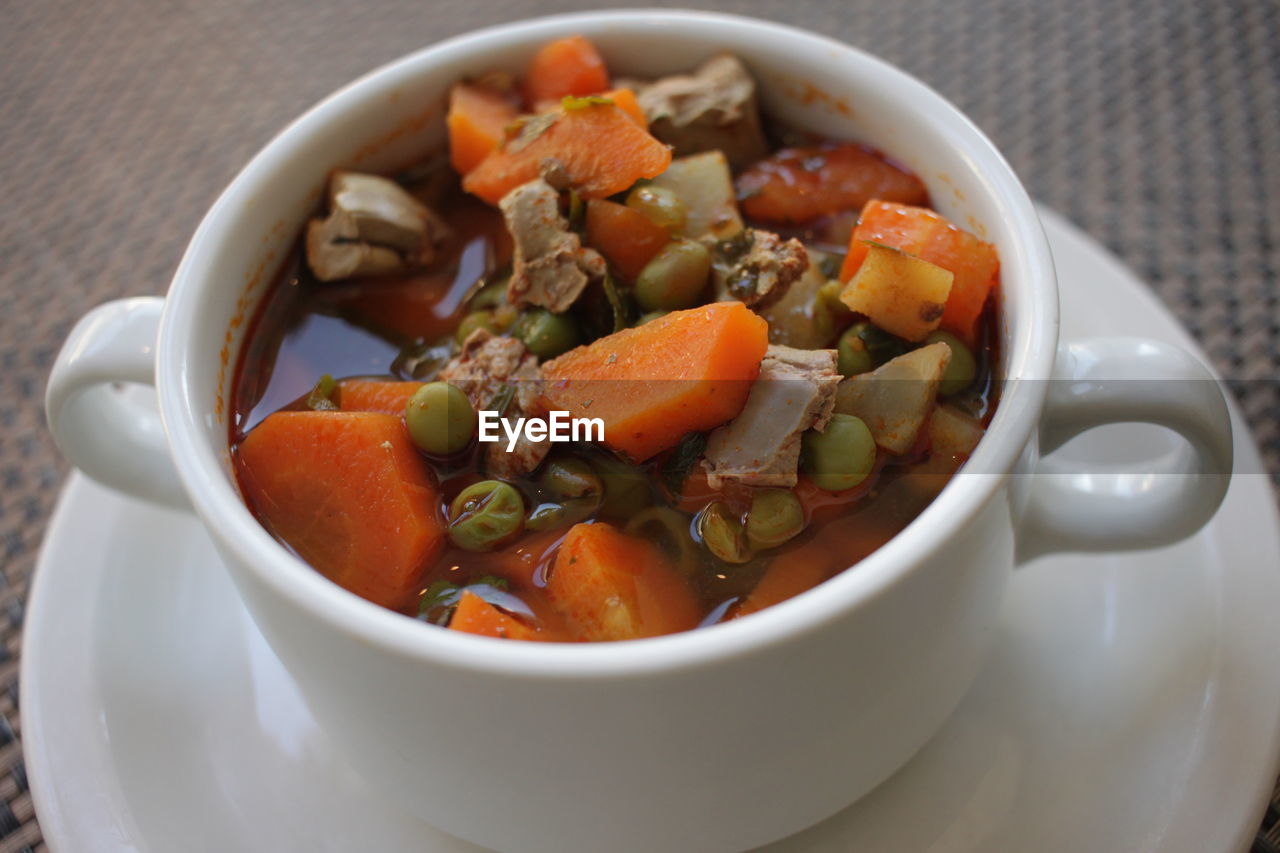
[157, 8, 1057, 678]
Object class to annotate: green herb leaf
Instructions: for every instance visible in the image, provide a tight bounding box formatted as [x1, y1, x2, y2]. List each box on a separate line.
[602, 271, 629, 333]
[661, 431, 708, 497]
[306, 374, 338, 411]
[488, 384, 517, 417]
[561, 94, 615, 111]
[502, 112, 558, 154]
[392, 339, 454, 381]
[417, 579, 461, 624]
[726, 268, 759, 303]
[860, 239, 909, 256]
[818, 254, 845, 279]
[714, 229, 755, 265]
[567, 188, 585, 233]
[417, 576, 511, 626]
[856, 323, 911, 364]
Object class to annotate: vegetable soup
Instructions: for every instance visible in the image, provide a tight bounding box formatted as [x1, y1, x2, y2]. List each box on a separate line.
[231, 35, 1001, 642]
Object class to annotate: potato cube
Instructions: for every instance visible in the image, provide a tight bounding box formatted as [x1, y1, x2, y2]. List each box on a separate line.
[838, 242, 953, 341]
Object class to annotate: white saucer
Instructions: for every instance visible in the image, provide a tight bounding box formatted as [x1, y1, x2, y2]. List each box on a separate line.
[23, 208, 1280, 853]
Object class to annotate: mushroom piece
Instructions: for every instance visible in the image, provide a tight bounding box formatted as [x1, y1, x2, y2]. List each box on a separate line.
[499, 178, 605, 312]
[305, 171, 451, 282]
[834, 342, 951, 454]
[702, 345, 841, 488]
[636, 54, 770, 171]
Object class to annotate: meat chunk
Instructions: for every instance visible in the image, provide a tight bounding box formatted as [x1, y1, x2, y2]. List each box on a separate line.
[306, 171, 451, 281]
[636, 54, 769, 170]
[712, 228, 809, 310]
[439, 329, 549, 477]
[439, 330, 531, 408]
[702, 345, 840, 488]
[834, 342, 951, 454]
[499, 178, 605, 312]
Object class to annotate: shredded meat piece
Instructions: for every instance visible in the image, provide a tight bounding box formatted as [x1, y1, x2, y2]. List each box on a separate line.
[636, 54, 769, 170]
[305, 171, 451, 281]
[712, 229, 809, 310]
[499, 178, 604, 312]
[439, 329, 530, 406]
[439, 329, 550, 477]
[702, 345, 840, 488]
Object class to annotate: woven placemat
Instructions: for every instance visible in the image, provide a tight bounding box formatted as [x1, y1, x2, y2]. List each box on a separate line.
[3, 1, 1277, 850]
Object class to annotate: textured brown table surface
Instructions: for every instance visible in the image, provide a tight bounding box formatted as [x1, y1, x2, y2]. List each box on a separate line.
[4, 1, 1278, 850]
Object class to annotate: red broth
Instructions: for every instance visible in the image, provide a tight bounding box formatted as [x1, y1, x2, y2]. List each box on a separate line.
[229, 39, 1000, 642]
[230, 190, 999, 636]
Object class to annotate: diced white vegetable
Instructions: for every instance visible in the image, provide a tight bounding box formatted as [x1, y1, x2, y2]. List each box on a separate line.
[838, 243, 953, 342]
[649, 151, 743, 241]
[929, 403, 984, 459]
[834, 342, 951, 454]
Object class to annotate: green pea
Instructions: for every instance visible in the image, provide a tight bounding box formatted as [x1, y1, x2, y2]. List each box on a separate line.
[926, 330, 977, 396]
[405, 382, 476, 456]
[837, 325, 874, 377]
[448, 480, 525, 551]
[625, 506, 699, 576]
[818, 279, 853, 319]
[635, 239, 711, 312]
[801, 413, 877, 492]
[626, 185, 687, 232]
[745, 489, 806, 550]
[591, 455, 650, 518]
[469, 277, 510, 310]
[526, 459, 604, 530]
[540, 458, 603, 502]
[636, 310, 668, 326]
[455, 311, 498, 344]
[514, 309, 581, 359]
[697, 501, 751, 564]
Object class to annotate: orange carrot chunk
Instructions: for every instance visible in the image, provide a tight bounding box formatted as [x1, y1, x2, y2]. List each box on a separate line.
[546, 522, 699, 641]
[463, 101, 672, 205]
[840, 200, 999, 344]
[447, 82, 520, 175]
[237, 411, 444, 611]
[534, 88, 646, 127]
[601, 88, 646, 128]
[523, 35, 610, 104]
[449, 590, 541, 641]
[335, 379, 422, 415]
[584, 199, 670, 280]
[539, 302, 769, 461]
[732, 543, 832, 619]
[737, 144, 928, 225]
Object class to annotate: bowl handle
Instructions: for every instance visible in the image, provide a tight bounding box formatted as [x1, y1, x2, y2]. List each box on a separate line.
[1015, 337, 1233, 561]
[45, 297, 189, 508]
